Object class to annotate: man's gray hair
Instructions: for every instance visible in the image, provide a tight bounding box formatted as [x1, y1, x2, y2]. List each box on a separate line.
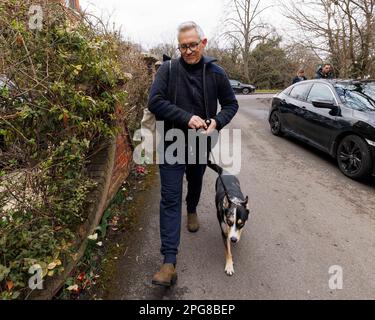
[177, 21, 205, 40]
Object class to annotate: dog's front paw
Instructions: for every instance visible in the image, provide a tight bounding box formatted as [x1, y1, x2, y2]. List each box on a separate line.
[225, 262, 235, 276]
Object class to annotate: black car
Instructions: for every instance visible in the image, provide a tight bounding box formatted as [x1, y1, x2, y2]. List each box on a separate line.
[268, 79, 375, 180]
[230, 79, 256, 95]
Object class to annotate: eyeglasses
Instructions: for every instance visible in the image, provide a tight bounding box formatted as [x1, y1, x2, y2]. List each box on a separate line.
[178, 41, 202, 52]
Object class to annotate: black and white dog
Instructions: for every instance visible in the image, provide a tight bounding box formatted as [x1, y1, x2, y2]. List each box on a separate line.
[209, 163, 250, 276]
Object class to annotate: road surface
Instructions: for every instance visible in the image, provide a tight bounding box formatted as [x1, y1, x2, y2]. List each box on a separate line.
[102, 94, 375, 300]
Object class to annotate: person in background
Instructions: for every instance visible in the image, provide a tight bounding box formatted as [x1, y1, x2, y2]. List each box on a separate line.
[316, 63, 334, 79]
[292, 69, 307, 84]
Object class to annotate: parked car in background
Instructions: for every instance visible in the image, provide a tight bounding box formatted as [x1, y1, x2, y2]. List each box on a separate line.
[230, 79, 256, 95]
[268, 79, 375, 180]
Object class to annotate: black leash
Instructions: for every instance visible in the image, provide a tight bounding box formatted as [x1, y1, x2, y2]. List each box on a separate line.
[202, 63, 232, 203]
[205, 119, 232, 203]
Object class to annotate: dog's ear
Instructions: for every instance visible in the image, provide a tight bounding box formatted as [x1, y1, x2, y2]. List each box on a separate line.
[243, 196, 250, 211]
[223, 196, 231, 209]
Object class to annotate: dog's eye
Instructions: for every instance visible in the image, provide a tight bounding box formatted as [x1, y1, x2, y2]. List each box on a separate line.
[227, 220, 234, 227]
[238, 219, 246, 228]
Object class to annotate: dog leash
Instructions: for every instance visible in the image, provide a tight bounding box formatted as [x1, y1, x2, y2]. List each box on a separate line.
[205, 119, 232, 203]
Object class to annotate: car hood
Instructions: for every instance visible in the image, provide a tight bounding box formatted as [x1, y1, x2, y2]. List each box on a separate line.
[353, 109, 375, 127]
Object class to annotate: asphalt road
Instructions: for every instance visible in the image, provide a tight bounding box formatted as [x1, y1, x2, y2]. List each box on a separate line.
[103, 94, 375, 300]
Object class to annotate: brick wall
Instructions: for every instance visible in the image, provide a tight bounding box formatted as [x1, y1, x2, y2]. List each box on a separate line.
[106, 103, 134, 207]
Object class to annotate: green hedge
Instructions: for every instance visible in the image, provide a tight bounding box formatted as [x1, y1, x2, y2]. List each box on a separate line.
[0, 1, 136, 299]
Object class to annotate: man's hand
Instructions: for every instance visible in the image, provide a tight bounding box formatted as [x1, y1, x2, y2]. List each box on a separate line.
[203, 119, 217, 135]
[188, 116, 208, 130]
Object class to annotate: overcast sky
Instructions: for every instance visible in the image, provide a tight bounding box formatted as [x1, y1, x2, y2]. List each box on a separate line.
[80, 0, 289, 49]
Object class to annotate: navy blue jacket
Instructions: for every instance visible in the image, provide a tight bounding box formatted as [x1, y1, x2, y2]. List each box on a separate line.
[148, 56, 239, 132]
[292, 76, 307, 84]
[315, 67, 334, 79]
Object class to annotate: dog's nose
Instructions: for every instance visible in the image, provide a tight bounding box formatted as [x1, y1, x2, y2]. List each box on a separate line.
[231, 237, 238, 244]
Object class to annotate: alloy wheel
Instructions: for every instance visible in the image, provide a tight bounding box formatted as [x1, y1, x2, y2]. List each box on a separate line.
[338, 139, 363, 175]
[270, 112, 281, 135]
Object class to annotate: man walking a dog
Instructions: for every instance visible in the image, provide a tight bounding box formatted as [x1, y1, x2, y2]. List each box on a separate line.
[148, 21, 239, 287]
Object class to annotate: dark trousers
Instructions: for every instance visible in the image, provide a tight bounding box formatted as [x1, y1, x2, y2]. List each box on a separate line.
[159, 163, 207, 265]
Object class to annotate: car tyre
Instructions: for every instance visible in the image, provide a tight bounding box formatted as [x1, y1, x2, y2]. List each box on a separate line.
[242, 88, 250, 95]
[337, 135, 372, 180]
[270, 111, 283, 136]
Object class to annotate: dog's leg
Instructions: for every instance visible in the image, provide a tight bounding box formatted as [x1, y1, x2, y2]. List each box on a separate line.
[223, 235, 234, 276]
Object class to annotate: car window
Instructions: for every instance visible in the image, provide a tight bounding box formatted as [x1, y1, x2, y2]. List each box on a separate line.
[307, 84, 335, 103]
[282, 86, 293, 96]
[289, 83, 312, 101]
[335, 86, 375, 111]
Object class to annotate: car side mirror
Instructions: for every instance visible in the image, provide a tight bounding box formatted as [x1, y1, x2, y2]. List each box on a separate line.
[312, 99, 337, 110]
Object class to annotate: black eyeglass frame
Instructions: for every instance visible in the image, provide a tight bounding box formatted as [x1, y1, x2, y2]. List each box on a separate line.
[178, 40, 202, 52]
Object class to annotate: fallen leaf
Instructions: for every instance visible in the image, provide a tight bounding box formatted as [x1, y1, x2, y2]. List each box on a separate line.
[83, 279, 92, 289]
[67, 284, 79, 292]
[48, 262, 57, 270]
[88, 233, 98, 241]
[15, 35, 24, 46]
[135, 166, 146, 175]
[6, 280, 14, 291]
[48, 271, 55, 277]
[55, 259, 62, 266]
[77, 273, 85, 282]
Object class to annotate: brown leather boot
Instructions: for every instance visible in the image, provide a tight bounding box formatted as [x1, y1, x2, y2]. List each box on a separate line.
[152, 264, 177, 287]
[187, 213, 199, 233]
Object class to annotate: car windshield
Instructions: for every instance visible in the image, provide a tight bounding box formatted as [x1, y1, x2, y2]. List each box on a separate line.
[362, 83, 375, 99]
[335, 83, 375, 111]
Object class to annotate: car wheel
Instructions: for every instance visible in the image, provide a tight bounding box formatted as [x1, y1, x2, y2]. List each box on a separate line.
[242, 88, 250, 95]
[337, 135, 372, 180]
[270, 111, 283, 136]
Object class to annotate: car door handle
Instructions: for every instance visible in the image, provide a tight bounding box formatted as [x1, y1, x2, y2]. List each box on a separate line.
[301, 106, 307, 110]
